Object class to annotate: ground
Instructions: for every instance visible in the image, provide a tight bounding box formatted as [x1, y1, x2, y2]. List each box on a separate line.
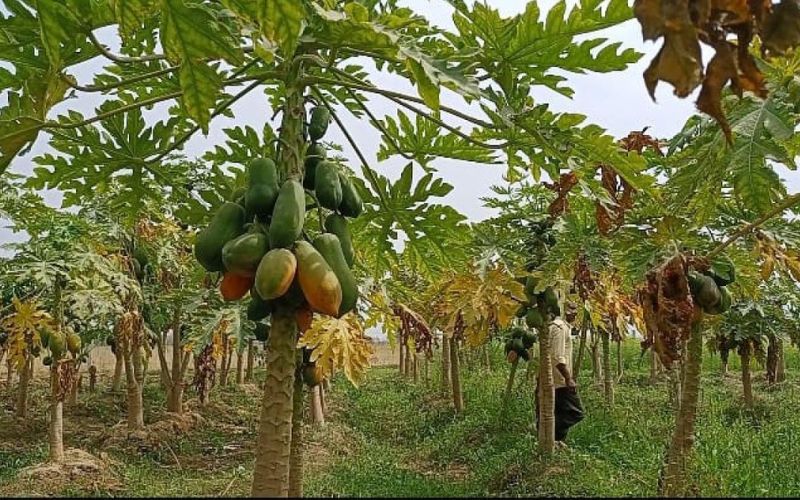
[1, 341, 799, 497]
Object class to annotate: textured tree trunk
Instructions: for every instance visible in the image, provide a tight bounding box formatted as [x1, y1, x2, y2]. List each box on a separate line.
[441, 335, 451, 391]
[112, 351, 123, 392]
[660, 321, 702, 496]
[776, 340, 786, 383]
[246, 339, 255, 383]
[502, 358, 519, 413]
[424, 355, 429, 387]
[252, 307, 298, 496]
[320, 382, 327, 414]
[591, 332, 602, 385]
[16, 353, 32, 418]
[89, 366, 97, 393]
[220, 336, 230, 387]
[538, 325, 555, 454]
[413, 353, 419, 383]
[48, 365, 65, 462]
[6, 356, 14, 387]
[602, 329, 614, 406]
[483, 344, 491, 370]
[650, 348, 661, 384]
[67, 365, 80, 406]
[125, 346, 145, 431]
[766, 336, 778, 385]
[450, 337, 464, 413]
[720, 345, 729, 376]
[236, 349, 244, 385]
[616, 338, 623, 381]
[311, 385, 325, 425]
[741, 346, 753, 408]
[573, 323, 588, 378]
[399, 336, 405, 375]
[288, 370, 304, 498]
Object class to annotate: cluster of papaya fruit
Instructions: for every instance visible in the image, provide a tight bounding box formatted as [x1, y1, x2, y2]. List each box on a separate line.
[40, 327, 83, 366]
[193, 105, 362, 348]
[515, 276, 560, 330]
[689, 258, 735, 315]
[504, 326, 536, 363]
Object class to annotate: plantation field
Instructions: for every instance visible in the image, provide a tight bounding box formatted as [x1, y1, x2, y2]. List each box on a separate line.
[2, 340, 798, 497]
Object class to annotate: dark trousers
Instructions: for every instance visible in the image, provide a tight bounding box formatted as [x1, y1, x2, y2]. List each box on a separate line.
[535, 385, 585, 441]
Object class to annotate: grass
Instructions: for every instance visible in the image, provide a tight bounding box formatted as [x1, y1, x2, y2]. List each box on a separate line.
[1, 341, 799, 497]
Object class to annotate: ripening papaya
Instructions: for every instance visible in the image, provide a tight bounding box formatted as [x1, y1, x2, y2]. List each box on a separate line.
[313, 233, 358, 317]
[194, 202, 246, 272]
[270, 180, 306, 249]
[254, 249, 297, 300]
[247, 290, 272, 321]
[66, 333, 81, 355]
[296, 307, 313, 333]
[254, 322, 270, 342]
[525, 308, 544, 329]
[314, 161, 342, 210]
[302, 363, 324, 386]
[245, 158, 280, 220]
[324, 214, 354, 268]
[303, 144, 327, 190]
[308, 107, 331, 141]
[338, 172, 363, 218]
[507, 350, 518, 363]
[50, 332, 66, 359]
[294, 241, 342, 317]
[222, 225, 269, 277]
[220, 272, 254, 301]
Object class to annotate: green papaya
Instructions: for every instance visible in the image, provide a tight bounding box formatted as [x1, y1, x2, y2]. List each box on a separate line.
[254, 322, 270, 342]
[270, 180, 306, 249]
[524, 276, 538, 302]
[39, 328, 51, 348]
[695, 274, 722, 311]
[313, 233, 358, 317]
[522, 331, 537, 349]
[245, 158, 280, 219]
[504, 340, 514, 355]
[308, 107, 331, 141]
[338, 172, 363, 218]
[255, 248, 297, 300]
[324, 214, 354, 268]
[304, 144, 327, 190]
[314, 161, 342, 210]
[67, 333, 81, 354]
[247, 291, 272, 321]
[194, 202, 246, 272]
[50, 332, 66, 359]
[222, 227, 269, 277]
[706, 286, 732, 315]
[133, 246, 149, 268]
[525, 309, 544, 329]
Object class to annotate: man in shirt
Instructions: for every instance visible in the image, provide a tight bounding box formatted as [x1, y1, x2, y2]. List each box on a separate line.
[536, 302, 584, 445]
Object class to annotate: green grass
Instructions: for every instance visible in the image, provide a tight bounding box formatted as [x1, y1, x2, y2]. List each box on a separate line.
[2, 342, 799, 497]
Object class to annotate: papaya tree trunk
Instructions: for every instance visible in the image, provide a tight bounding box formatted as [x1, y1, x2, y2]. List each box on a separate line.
[720, 345, 729, 376]
[412, 353, 419, 383]
[602, 328, 614, 406]
[483, 344, 491, 371]
[48, 364, 65, 463]
[741, 345, 753, 408]
[538, 325, 555, 454]
[288, 369, 304, 498]
[125, 345, 145, 431]
[6, 356, 14, 388]
[399, 336, 405, 375]
[15, 353, 32, 419]
[89, 365, 97, 393]
[441, 335, 451, 391]
[220, 336, 230, 387]
[660, 321, 703, 496]
[776, 340, 786, 383]
[650, 348, 661, 384]
[246, 339, 255, 383]
[616, 338, 623, 381]
[112, 351, 123, 392]
[573, 323, 588, 378]
[591, 332, 602, 386]
[320, 382, 327, 414]
[450, 337, 463, 413]
[252, 307, 298, 496]
[67, 365, 80, 407]
[502, 358, 519, 413]
[236, 349, 244, 385]
[766, 336, 778, 385]
[311, 385, 325, 425]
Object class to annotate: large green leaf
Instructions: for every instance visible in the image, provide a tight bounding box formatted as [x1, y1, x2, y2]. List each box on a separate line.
[258, 0, 306, 59]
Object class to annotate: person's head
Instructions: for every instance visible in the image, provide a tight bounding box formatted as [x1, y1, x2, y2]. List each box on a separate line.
[565, 302, 578, 324]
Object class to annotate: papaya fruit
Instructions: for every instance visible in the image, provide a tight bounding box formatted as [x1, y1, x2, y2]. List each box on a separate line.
[294, 241, 342, 317]
[695, 274, 721, 311]
[302, 363, 324, 386]
[543, 287, 559, 312]
[133, 246, 149, 268]
[706, 287, 732, 315]
[296, 307, 313, 333]
[507, 350, 518, 363]
[524, 276, 538, 302]
[314, 161, 342, 210]
[324, 214, 354, 268]
[50, 332, 66, 359]
[39, 328, 51, 348]
[254, 322, 270, 342]
[43, 355, 53, 366]
[279, 274, 307, 309]
[220, 272, 254, 301]
[194, 202, 246, 272]
[313, 233, 358, 317]
[66, 333, 81, 355]
[245, 158, 280, 219]
[525, 308, 544, 329]
[270, 180, 306, 249]
[31, 345, 41, 357]
[247, 291, 272, 321]
[510, 338, 525, 355]
[520, 349, 531, 362]
[133, 259, 144, 281]
[222, 227, 269, 277]
[308, 106, 331, 141]
[522, 331, 537, 349]
[255, 249, 297, 300]
[303, 144, 327, 190]
[338, 172, 363, 218]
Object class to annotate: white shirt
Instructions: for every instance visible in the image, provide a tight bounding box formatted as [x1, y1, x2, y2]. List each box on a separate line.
[549, 318, 573, 389]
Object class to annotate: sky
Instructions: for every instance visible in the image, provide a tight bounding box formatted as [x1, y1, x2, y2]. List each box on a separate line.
[2, 0, 796, 249]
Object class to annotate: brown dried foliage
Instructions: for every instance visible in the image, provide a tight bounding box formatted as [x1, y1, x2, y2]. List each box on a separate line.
[392, 302, 434, 356]
[573, 253, 597, 302]
[545, 171, 579, 218]
[634, 0, 799, 142]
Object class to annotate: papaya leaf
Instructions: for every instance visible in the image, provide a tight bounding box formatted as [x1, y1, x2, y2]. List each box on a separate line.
[258, 0, 306, 59]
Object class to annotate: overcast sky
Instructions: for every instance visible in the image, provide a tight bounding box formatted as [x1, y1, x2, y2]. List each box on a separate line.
[3, 0, 795, 250]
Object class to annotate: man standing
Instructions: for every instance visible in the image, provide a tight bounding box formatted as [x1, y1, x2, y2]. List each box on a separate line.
[536, 303, 584, 445]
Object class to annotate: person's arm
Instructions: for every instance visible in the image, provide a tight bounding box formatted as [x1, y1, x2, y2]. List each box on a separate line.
[556, 363, 575, 389]
[552, 323, 575, 388]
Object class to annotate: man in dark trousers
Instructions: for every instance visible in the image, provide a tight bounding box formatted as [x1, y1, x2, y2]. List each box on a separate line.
[536, 302, 584, 446]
